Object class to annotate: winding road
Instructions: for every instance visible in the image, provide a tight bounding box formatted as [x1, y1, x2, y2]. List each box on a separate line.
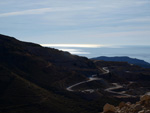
[66, 67, 109, 92]
[104, 83, 132, 97]
[66, 75, 102, 91]
[66, 67, 134, 97]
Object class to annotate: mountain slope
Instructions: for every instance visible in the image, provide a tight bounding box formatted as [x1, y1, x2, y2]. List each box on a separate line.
[0, 65, 96, 113]
[0, 34, 106, 113]
[92, 56, 150, 68]
[1, 34, 150, 113]
[0, 34, 100, 89]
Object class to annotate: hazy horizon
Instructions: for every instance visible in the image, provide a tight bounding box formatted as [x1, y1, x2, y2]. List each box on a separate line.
[41, 44, 150, 63]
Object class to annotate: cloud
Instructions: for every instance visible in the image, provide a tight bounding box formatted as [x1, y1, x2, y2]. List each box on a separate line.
[1, 0, 150, 46]
[89, 31, 150, 38]
[40, 44, 106, 48]
[135, 1, 150, 5]
[0, 8, 53, 17]
[122, 17, 150, 23]
[0, 7, 93, 17]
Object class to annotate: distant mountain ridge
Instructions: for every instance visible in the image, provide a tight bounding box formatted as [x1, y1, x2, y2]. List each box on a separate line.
[92, 56, 150, 68]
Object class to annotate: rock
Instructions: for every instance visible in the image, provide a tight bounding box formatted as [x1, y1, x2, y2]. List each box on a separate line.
[146, 110, 150, 113]
[103, 103, 116, 113]
[119, 102, 125, 109]
[136, 101, 140, 105]
[140, 95, 150, 102]
[102, 95, 150, 113]
[140, 95, 150, 106]
[138, 110, 145, 113]
[133, 104, 142, 112]
[125, 102, 131, 107]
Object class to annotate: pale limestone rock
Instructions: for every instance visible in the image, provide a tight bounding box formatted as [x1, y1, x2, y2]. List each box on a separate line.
[102, 95, 150, 113]
[103, 103, 116, 113]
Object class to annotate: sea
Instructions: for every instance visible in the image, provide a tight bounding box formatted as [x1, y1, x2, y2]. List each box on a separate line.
[54, 45, 150, 63]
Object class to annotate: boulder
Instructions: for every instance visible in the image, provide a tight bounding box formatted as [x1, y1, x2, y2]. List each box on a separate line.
[140, 95, 150, 102]
[119, 102, 125, 109]
[103, 103, 116, 113]
[102, 95, 150, 113]
[138, 110, 145, 113]
[146, 110, 150, 113]
[140, 95, 150, 106]
[133, 104, 142, 112]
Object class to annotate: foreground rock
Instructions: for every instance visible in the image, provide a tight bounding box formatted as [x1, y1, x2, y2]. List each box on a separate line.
[103, 103, 116, 113]
[101, 95, 150, 113]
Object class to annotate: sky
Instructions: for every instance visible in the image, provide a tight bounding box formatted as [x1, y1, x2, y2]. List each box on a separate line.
[0, 0, 150, 61]
[0, 0, 150, 44]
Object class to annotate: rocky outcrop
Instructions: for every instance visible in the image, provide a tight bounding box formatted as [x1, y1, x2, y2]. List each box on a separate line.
[103, 103, 116, 113]
[101, 95, 150, 113]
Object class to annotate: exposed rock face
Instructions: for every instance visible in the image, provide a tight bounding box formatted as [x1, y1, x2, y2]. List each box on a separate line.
[118, 102, 125, 109]
[101, 95, 150, 113]
[140, 95, 150, 106]
[103, 103, 116, 113]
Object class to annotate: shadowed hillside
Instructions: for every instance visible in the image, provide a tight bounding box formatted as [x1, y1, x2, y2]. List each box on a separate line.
[0, 34, 110, 113]
[1, 34, 150, 113]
